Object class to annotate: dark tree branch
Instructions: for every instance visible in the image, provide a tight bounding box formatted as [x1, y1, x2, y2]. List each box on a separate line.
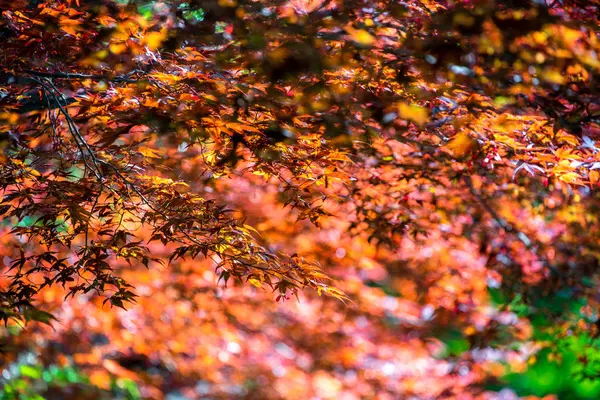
[2, 68, 147, 83]
[463, 175, 533, 249]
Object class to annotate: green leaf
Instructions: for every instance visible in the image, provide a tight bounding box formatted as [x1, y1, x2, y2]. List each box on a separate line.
[19, 364, 42, 379]
[137, 3, 154, 20]
[23, 308, 56, 325]
[437, 330, 470, 358]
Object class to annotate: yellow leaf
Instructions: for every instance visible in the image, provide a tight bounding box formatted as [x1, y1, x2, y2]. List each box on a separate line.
[397, 103, 429, 126]
[149, 176, 173, 185]
[25, 167, 40, 177]
[149, 72, 182, 83]
[242, 224, 262, 236]
[494, 114, 523, 133]
[0, 112, 19, 124]
[252, 169, 270, 178]
[143, 30, 166, 51]
[558, 172, 581, 184]
[446, 132, 477, 157]
[453, 12, 475, 27]
[138, 146, 161, 159]
[174, 181, 191, 193]
[248, 278, 263, 288]
[109, 43, 128, 55]
[320, 286, 349, 301]
[347, 28, 375, 48]
[542, 69, 566, 85]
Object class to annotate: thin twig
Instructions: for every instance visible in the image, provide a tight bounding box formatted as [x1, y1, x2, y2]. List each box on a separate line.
[414, 0, 434, 16]
[31, 77, 103, 180]
[18, 68, 145, 83]
[463, 175, 533, 248]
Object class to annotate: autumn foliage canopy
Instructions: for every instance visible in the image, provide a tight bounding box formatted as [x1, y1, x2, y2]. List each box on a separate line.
[2, 0, 600, 398]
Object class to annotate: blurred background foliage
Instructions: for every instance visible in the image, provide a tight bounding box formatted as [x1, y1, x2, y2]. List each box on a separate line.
[3, 0, 600, 398]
